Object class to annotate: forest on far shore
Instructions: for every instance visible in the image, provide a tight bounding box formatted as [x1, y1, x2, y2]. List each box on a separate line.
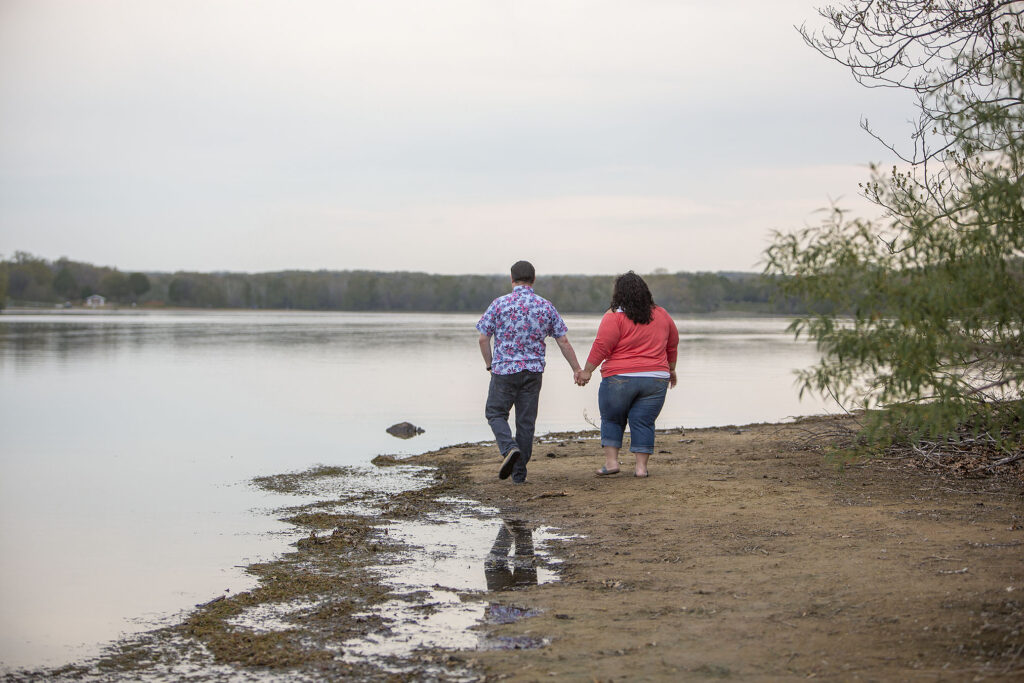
[0, 252, 806, 315]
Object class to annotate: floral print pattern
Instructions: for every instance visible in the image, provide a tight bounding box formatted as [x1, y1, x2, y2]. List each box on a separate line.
[477, 285, 568, 375]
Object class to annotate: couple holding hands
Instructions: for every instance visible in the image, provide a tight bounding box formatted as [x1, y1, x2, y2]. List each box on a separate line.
[477, 260, 678, 483]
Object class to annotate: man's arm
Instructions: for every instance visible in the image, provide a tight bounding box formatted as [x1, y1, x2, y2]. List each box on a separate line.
[555, 335, 582, 373]
[478, 333, 493, 370]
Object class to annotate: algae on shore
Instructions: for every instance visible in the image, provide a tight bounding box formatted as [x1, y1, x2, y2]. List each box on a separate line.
[12, 459, 494, 681]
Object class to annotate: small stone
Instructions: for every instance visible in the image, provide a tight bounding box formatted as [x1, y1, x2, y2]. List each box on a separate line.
[386, 421, 425, 439]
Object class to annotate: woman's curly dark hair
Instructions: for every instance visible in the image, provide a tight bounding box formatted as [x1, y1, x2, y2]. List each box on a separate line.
[610, 271, 655, 324]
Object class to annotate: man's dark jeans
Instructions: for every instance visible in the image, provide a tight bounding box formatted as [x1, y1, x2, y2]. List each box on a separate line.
[485, 370, 542, 483]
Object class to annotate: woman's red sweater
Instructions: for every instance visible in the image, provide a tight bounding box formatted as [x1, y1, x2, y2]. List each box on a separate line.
[586, 306, 679, 377]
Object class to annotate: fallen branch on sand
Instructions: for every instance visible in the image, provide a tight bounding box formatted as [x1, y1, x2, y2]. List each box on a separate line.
[527, 491, 568, 501]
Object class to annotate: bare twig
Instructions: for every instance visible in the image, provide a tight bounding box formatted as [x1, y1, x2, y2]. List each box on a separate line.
[989, 452, 1024, 468]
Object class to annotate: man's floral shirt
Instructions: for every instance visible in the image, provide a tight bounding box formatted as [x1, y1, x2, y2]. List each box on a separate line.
[477, 285, 568, 375]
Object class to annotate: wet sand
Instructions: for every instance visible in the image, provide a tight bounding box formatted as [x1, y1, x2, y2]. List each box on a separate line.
[409, 415, 1023, 680]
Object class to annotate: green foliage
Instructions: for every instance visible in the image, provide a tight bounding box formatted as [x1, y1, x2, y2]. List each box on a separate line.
[6, 251, 55, 302]
[167, 274, 227, 308]
[166, 277, 191, 304]
[1, 253, 811, 313]
[766, 1, 1024, 444]
[127, 272, 150, 299]
[99, 271, 130, 302]
[53, 267, 78, 299]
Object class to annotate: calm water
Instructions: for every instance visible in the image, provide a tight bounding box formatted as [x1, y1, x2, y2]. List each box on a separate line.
[0, 310, 833, 669]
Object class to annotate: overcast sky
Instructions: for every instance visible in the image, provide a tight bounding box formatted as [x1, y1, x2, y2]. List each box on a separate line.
[0, 0, 912, 275]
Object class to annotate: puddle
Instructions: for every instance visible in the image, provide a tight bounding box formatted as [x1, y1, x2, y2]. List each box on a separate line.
[253, 464, 436, 516]
[364, 498, 564, 593]
[477, 634, 549, 651]
[224, 599, 321, 634]
[249, 466, 576, 667]
[341, 498, 572, 662]
[484, 604, 542, 625]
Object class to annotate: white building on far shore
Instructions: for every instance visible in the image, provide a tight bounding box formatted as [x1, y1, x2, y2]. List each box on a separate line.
[85, 294, 106, 308]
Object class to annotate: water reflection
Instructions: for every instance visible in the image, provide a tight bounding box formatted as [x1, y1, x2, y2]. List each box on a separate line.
[0, 312, 493, 365]
[484, 519, 538, 591]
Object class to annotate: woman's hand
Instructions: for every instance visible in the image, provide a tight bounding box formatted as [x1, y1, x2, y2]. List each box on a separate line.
[575, 369, 592, 386]
[668, 370, 677, 388]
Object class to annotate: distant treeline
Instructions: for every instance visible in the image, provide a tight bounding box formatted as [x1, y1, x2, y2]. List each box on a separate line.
[0, 252, 806, 314]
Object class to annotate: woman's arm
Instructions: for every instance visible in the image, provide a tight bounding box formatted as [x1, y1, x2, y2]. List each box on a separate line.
[665, 310, 679, 387]
[586, 312, 620, 367]
[577, 312, 619, 386]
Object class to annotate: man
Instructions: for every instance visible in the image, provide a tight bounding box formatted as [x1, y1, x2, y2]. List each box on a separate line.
[477, 260, 582, 484]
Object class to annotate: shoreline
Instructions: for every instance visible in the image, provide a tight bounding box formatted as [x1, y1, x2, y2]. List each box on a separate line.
[0, 306, 800, 319]
[12, 416, 1023, 681]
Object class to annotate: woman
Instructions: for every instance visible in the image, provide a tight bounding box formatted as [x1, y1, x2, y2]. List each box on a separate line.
[576, 272, 678, 478]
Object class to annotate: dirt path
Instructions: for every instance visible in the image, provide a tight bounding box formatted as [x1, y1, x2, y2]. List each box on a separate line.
[413, 416, 1023, 681]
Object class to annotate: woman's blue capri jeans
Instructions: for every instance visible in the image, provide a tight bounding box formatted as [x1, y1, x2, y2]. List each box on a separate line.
[597, 375, 669, 454]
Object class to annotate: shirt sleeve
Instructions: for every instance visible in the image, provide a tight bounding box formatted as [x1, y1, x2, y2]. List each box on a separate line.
[586, 311, 621, 367]
[476, 301, 497, 336]
[548, 304, 568, 338]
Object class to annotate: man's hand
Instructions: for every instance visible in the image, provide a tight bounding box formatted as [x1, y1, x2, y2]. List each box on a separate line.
[575, 369, 592, 386]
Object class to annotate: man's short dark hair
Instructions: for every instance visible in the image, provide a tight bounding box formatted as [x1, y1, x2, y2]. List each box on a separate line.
[510, 260, 535, 284]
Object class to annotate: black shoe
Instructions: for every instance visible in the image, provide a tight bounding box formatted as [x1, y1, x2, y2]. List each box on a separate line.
[498, 448, 521, 480]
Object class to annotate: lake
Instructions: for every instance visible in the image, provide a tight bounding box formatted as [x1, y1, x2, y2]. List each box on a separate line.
[0, 309, 834, 670]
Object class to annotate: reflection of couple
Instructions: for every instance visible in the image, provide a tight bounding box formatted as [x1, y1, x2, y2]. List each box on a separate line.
[483, 519, 537, 591]
[477, 261, 678, 482]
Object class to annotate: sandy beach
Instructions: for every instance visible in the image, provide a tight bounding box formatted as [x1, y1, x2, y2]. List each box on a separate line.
[19, 415, 1022, 681]
[405, 415, 1023, 681]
